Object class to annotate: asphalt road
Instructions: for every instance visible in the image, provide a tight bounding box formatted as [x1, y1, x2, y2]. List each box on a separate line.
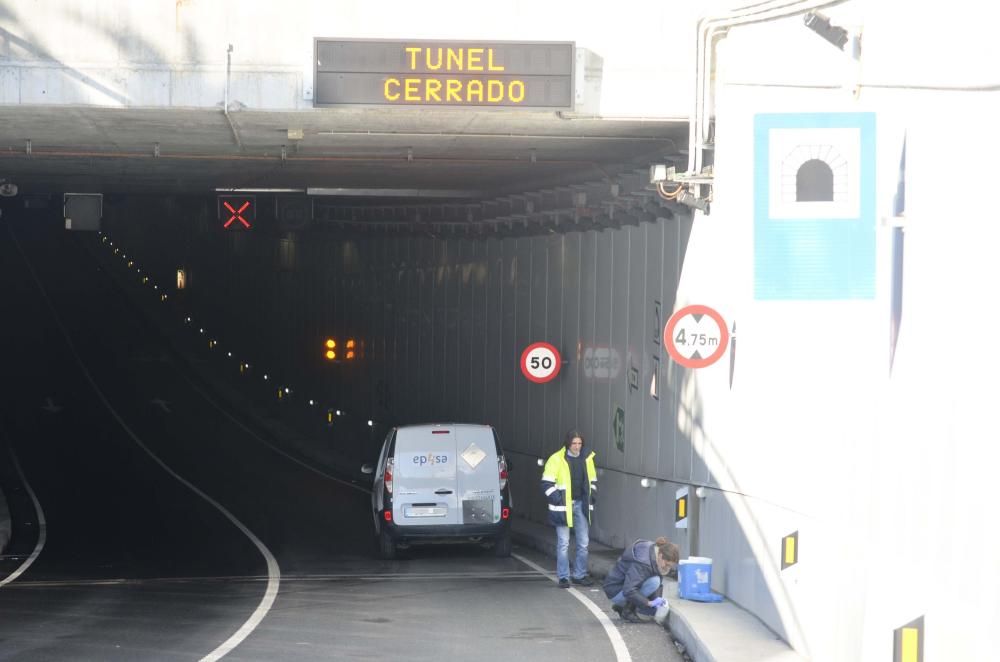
[0, 211, 682, 661]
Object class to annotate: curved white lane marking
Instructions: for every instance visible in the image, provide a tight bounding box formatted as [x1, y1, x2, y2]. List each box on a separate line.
[8, 569, 547, 588]
[513, 552, 632, 662]
[7, 227, 280, 661]
[0, 446, 47, 588]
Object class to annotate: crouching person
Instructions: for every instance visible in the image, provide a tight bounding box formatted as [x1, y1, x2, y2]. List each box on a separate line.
[603, 536, 679, 623]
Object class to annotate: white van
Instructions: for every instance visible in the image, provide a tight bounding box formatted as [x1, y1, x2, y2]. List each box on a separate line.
[362, 423, 513, 559]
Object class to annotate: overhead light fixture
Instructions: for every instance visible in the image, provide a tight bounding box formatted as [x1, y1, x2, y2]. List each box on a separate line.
[306, 187, 486, 198]
[214, 188, 306, 193]
[803, 12, 849, 50]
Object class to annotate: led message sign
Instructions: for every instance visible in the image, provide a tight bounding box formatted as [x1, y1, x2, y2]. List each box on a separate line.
[314, 39, 574, 109]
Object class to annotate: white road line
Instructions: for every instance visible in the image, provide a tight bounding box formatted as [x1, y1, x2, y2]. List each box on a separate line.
[513, 553, 632, 662]
[0, 447, 47, 588]
[7, 227, 280, 662]
[7, 570, 547, 588]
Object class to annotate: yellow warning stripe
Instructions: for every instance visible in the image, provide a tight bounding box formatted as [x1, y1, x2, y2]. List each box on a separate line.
[784, 536, 796, 565]
[901, 627, 918, 662]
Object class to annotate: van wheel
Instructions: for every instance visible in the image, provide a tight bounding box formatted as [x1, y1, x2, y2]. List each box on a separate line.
[379, 528, 397, 560]
[493, 531, 512, 557]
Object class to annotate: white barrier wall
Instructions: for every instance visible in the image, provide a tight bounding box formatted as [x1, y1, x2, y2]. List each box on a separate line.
[683, 1, 1000, 659]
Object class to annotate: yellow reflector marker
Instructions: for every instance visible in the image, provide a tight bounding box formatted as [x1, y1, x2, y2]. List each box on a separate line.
[675, 486, 689, 529]
[326, 350, 336, 360]
[326, 339, 336, 349]
[781, 531, 799, 569]
[346, 339, 355, 349]
[901, 629, 918, 662]
[894, 616, 923, 662]
[346, 351, 355, 360]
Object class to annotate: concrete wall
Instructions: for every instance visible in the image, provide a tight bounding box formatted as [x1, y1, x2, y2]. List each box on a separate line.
[676, 1, 1000, 660]
[103, 196, 703, 551]
[0, 0, 732, 116]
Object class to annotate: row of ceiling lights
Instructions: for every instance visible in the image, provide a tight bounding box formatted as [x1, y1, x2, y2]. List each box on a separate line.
[98, 232, 375, 429]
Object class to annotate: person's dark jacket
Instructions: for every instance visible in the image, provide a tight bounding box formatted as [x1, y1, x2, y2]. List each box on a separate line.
[602, 539, 661, 607]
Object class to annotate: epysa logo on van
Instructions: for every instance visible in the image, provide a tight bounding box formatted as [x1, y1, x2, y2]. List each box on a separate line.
[403, 452, 454, 469]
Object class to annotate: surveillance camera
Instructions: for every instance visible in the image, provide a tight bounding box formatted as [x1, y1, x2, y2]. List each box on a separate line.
[803, 12, 849, 50]
[677, 191, 710, 213]
[649, 164, 678, 185]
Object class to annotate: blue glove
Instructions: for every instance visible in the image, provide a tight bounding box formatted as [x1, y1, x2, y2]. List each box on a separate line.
[649, 597, 666, 608]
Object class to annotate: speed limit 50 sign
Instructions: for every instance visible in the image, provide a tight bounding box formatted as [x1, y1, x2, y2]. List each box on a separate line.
[520, 342, 562, 383]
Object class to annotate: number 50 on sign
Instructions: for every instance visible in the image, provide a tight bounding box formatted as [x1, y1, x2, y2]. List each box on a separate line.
[520, 342, 563, 383]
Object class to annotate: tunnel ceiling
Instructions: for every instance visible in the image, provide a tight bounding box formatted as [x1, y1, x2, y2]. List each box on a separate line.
[0, 106, 687, 201]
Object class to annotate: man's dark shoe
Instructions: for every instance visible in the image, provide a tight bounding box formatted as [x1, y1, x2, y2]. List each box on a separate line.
[558, 578, 571, 588]
[619, 604, 641, 623]
[571, 575, 594, 586]
[611, 604, 624, 617]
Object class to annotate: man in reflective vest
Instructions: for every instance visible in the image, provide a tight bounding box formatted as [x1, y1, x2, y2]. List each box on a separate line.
[541, 430, 597, 588]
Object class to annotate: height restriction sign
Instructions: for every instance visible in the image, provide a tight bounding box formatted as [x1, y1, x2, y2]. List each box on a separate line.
[664, 304, 730, 369]
[520, 342, 562, 383]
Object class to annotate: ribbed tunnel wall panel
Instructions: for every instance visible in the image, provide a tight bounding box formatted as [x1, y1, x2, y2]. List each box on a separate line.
[103, 202, 697, 549]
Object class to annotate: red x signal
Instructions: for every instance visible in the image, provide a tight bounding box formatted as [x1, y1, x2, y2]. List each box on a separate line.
[223, 200, 252, 229]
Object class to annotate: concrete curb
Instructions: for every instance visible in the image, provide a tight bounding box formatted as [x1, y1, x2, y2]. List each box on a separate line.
[664, 581, 715, 662]
[511, 516, 715, 662]
[510, 517, 805, 662]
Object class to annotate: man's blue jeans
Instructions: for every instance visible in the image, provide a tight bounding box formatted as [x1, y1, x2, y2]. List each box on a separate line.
[610, 575, 662, 613]
[555, 499, 589, 580]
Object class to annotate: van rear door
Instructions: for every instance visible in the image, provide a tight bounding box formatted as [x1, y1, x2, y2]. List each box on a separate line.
[392, 426, 460, 526]
[454, 426, 501, 525]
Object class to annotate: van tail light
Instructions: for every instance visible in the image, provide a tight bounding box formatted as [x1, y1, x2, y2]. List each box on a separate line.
[384, 509, 392, 522]
[384, 458, 394, 495]
[502, 507, 510, 520]
[498, 456, 508, 490]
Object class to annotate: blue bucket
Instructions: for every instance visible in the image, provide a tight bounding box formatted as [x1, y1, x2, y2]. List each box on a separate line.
[678, 557, 713, 599]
